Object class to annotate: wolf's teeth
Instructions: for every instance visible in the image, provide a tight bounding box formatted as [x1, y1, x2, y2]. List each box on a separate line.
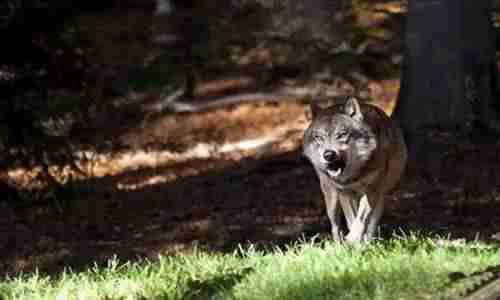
[328, 168, 342, 177]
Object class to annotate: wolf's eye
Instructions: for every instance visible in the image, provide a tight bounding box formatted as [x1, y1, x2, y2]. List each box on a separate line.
[312, 133, 325, 143]
[335, 131, 349, 141]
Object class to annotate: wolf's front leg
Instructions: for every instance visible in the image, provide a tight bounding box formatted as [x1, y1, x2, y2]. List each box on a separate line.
[338, 190, 358, 237]
[317, 172, 343, 241]
[345, 191, 383, 243]
[364, 194, 385, 241]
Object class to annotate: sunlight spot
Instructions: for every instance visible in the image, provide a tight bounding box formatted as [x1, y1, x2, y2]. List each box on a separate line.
[113, 126, 301, 189]
[117, 174, 172, 190]
[219, 133, 282, 153]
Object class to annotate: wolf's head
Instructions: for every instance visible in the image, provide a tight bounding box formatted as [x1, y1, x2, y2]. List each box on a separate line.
[303, 97, 378, 184]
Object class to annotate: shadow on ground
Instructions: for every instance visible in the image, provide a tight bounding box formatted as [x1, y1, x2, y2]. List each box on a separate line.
[0, 150, 327, 275]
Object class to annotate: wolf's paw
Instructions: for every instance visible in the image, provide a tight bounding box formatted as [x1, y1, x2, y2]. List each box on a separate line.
[345, 232, 362, 244]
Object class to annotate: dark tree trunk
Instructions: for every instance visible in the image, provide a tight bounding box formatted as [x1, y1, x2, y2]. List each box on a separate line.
[394, 0, 500, 141]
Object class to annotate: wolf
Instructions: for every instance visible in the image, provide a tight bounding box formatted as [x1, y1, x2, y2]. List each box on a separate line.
[302, 96, 407, 243]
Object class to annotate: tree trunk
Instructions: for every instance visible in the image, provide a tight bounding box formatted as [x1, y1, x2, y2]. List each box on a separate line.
[393, 0, 500, 141]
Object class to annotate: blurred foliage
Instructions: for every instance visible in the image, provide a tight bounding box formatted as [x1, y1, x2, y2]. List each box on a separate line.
[0, 0, 90, 206]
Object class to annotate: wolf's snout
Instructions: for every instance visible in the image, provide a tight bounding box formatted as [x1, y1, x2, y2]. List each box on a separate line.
[323, 150, 338, 163]
[323, 150, 346, 177]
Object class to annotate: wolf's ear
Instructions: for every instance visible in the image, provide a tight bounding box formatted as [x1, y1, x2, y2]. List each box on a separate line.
[344, 97, 363, 121]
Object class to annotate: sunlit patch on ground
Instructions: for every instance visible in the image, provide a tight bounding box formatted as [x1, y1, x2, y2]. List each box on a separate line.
[115, 125, 304, 190]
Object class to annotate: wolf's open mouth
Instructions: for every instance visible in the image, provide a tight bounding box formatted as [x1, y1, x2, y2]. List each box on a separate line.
[326, 159, 346, 177]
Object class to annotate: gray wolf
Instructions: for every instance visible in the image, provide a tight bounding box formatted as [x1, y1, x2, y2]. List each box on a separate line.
[302, 96, 407, 243]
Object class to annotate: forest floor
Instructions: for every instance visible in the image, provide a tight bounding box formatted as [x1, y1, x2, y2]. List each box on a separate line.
[2, 1, 500, 276]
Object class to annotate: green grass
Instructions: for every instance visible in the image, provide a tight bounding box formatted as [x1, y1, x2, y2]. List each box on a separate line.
[2, 233, 500, 300]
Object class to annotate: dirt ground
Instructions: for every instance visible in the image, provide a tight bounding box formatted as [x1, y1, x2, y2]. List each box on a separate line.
[2, 2, 500, 277]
